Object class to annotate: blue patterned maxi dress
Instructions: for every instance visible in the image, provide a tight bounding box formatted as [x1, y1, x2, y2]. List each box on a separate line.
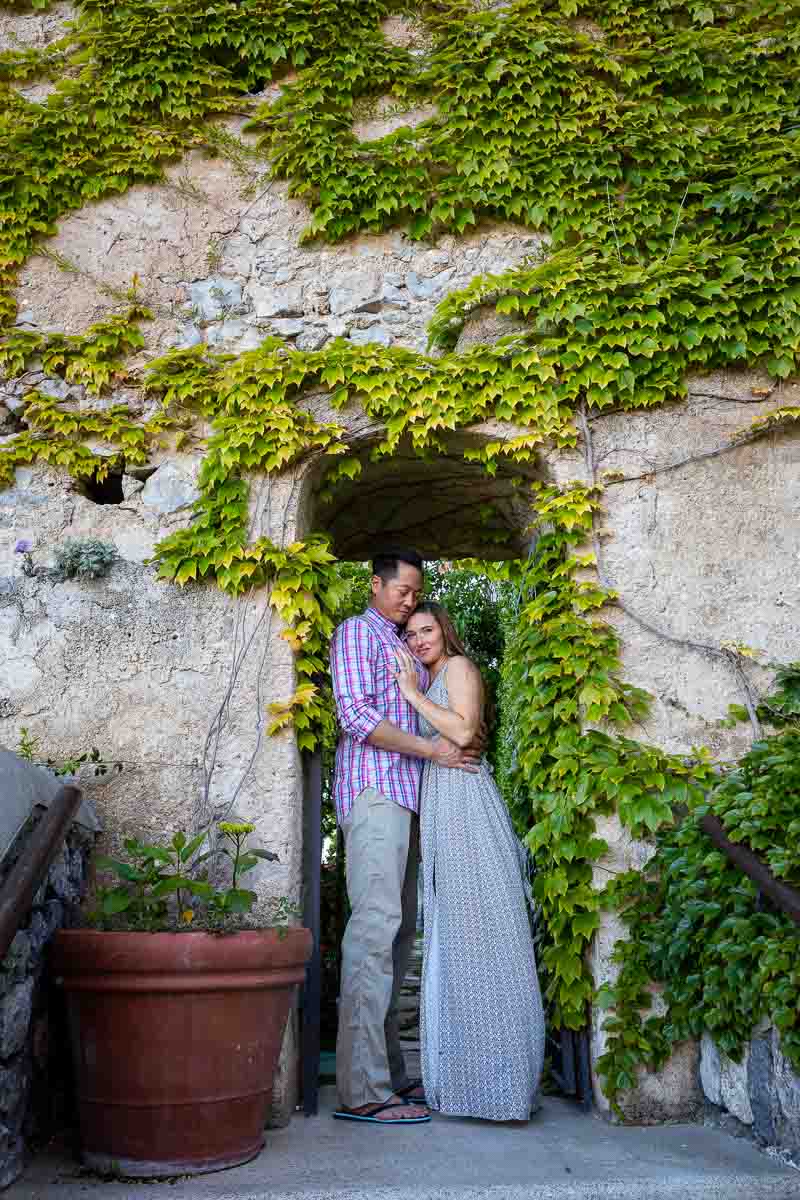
[419, 665, 545, 1120]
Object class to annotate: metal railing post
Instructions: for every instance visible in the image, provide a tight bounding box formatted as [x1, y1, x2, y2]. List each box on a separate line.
[0, 785, 83, 962]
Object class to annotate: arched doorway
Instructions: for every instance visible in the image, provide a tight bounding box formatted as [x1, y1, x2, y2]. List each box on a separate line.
[296, 429, 555, 1114]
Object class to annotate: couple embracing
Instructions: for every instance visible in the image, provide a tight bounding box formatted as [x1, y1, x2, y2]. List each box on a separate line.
[330, 548, 545, 1126]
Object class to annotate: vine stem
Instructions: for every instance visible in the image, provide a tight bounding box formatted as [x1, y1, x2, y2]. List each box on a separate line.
[605, 181, 623, 265]
[196, 473, 292, 847]
[577, 400, 762, 742]
[662, 184, 690, 265]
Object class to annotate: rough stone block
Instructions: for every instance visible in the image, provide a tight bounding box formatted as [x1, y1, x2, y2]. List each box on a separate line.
[1, 933, 31, 984]
[41, 900, 64, 943]
[248, 282, 304, 318]
[719, 1046, 754, 1126]
[773, 1028, 800, 1132]
[0, 1121, 23, 1191]
[0, 1061, 29, 1129]
[413, 249, 452, 278]
[349, 325, 392, 347]
[46, 848, 71, 901]
[749, 1034, 776, 1143]
[296, 327, 328, 352]
[189, 277, 243, 321]
[37, 376, 71, 401]
[328, 268, 382, 316]
[352, 99, 437, 143]
[454, 306, 530, 350]
[141, 459, 201, 515]
[700, 1032, 722, 1106]
[381, 283, 408, 306]
[121, 473, 145, 500]
[171, 324, 203, 350]
[26, 912, 48, 959]
[405, 268, 454, 300]
[0, 979, 34, 1059]
[271, 318, 304, 338]
[205, 318, 249, 346]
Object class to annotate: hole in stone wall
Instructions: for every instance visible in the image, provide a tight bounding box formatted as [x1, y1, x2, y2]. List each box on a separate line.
[0, 406, 27, 434]
[77, 469, 125, 505]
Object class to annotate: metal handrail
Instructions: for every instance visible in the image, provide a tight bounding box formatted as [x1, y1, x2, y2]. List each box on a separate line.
[699, 812, 800, 928]
[0, 785, 83, 961]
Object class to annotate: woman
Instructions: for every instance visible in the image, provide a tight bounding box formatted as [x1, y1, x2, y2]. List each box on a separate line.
[393, 601, 545, 1122]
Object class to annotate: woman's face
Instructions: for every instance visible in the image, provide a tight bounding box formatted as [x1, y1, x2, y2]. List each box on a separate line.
[405, 611, 445, 666]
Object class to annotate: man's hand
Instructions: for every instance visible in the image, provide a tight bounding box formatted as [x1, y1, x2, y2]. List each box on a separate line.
[429, 735, 481, 773]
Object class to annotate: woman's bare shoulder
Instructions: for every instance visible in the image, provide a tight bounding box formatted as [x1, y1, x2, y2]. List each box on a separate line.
[446, 655, 481, 682]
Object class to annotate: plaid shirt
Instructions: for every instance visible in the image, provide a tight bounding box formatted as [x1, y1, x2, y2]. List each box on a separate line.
[330, 605, 429, 824]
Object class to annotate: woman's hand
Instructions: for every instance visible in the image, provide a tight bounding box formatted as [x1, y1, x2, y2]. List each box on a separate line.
[393, 647, 421, 700]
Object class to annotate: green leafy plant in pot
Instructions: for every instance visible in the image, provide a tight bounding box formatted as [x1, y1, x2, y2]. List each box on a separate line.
[51, 821, 311, 1179]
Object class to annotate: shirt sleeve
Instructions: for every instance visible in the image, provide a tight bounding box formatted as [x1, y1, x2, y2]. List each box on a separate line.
[330, 619, 383, 743]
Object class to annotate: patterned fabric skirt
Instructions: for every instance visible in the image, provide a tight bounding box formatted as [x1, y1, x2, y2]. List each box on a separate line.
[420, 758, 545, 1121]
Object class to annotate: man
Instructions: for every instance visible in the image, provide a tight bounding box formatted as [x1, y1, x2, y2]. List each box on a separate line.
[330, 548, 481, 1125]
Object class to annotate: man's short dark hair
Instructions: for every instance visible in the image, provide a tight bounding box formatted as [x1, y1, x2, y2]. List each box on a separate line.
[372, 548, 424, 584]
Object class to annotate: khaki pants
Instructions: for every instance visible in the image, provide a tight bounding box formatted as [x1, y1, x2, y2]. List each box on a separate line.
[336, 788, 419, 1108]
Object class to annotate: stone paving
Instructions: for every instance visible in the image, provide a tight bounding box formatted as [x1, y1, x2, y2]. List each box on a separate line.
[14, 1088, 798, 1200]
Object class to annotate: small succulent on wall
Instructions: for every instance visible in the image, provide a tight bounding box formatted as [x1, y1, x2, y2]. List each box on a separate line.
[13, 538, 37, 576]
[52, 537, 117, 581]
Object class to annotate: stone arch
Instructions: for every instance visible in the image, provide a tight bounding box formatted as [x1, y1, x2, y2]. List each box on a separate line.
[293, 387, 555, 559]
[302, 430, 544, 562]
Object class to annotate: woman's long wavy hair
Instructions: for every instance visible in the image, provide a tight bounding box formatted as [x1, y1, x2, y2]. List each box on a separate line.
[410, 601, 494, 727]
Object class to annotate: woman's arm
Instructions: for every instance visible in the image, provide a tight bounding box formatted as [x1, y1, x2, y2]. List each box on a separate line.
[394, 651, 483, 749]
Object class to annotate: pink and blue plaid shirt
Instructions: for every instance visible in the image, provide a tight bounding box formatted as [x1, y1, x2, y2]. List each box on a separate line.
[330, 605, 429, 824]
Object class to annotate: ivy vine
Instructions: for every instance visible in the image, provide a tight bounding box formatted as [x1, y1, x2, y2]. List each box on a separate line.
[491, 484, 717, 1030]
[596, 699, 800, 1111]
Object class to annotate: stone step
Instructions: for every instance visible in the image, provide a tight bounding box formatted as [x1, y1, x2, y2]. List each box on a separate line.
[19, 1090, 798, 1200]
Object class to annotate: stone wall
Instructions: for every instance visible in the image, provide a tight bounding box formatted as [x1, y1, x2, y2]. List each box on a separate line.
[0, 799, 97, 1190]
[701, 1029, 800, 1162]
[1, 463, 306, 927]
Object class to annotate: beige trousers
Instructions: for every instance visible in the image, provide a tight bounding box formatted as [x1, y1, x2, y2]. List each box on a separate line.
[336, 787, 420, 1108]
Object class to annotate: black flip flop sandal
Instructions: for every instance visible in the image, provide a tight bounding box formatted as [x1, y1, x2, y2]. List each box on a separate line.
[332, 1099, 431, 1124]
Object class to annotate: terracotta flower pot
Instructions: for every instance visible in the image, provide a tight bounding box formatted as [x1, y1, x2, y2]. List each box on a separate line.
[51, 927, 312, 1177]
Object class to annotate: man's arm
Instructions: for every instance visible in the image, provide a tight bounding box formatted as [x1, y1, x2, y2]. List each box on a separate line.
[368, 720, 480, 771]
[330, 618, 384, 742]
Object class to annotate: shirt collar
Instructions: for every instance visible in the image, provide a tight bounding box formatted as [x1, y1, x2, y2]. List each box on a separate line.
[365, 605, 402, 637]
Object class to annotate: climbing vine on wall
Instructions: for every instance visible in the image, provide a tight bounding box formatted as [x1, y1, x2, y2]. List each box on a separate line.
[596, 705, 800, 1110]
[2, 0, 800, 1105]
[490, 484, 718, 1030]
[251, 0, 800, 254]
[2, 0, 800, 320]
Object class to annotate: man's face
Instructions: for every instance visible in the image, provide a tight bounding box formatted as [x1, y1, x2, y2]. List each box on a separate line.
[371, 562, 424, 627]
